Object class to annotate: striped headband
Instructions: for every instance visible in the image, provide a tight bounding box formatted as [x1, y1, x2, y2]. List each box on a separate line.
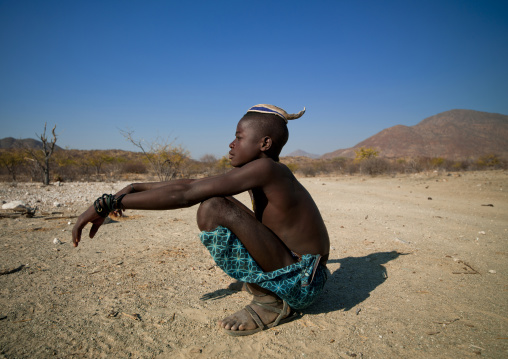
[247, 104, 306, 124]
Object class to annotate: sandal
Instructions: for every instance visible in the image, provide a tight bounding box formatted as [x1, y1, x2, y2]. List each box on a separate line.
[223, 299, 298, 336]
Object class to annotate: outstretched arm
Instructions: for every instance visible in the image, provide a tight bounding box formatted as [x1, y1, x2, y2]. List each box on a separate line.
[116, 179, 196, 196]
[71, 159, 273, 247]
[111, 179, 197, 217]
[72, 179, 198, 247]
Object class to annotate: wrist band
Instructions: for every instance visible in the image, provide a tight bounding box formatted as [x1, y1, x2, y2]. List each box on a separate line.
[94, 193, 127, 217]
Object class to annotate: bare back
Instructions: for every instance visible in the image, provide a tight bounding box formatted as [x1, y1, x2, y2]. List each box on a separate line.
[250, 160, 330, 258]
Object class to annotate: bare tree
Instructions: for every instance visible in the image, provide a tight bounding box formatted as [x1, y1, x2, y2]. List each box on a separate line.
[120, 129, 189, 181]
[25, 123, 58, 185]
[200, 154, 217, 163]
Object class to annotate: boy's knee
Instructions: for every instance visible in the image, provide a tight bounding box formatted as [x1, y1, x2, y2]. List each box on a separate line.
[197, 197, 229, 231]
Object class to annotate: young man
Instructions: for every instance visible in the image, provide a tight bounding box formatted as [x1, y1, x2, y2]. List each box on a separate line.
[72, 104, 330, 336]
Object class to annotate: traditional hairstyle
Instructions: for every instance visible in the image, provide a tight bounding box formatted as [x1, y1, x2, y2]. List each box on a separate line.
[241, 104, 306, 161]
[246, 104, 306, 123]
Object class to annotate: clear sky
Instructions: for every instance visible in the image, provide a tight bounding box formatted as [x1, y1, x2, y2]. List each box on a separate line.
[1, 0, 507, 159]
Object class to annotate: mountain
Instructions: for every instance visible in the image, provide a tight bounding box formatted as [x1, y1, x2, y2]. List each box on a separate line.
[321, 109, 508, 159]
[0, 137, 63, 151]
[285, 149, 321, 159]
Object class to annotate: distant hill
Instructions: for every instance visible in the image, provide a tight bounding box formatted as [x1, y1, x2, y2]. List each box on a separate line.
[322, 109, 508, 159]
[285, 149, 321, 159]
[0, 137, 63, 151]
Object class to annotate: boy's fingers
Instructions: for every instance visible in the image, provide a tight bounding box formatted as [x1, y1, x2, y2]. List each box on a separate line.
[72, 226, 81, 247]
[89, 223, 101, 238]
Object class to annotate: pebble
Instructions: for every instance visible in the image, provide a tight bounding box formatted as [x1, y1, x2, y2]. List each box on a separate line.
[2, 200, 26, 209]
[488, 270, 496, 274]
[53, 238, 63, 245]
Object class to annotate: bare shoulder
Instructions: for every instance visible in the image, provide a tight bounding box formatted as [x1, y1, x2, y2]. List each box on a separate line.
[244, 158, 293, 183]
[229, 158, 282, 180]
[187, 158, 281, 200]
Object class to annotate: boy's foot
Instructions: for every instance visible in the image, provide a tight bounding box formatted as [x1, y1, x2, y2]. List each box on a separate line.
[219, 295, 295, 336]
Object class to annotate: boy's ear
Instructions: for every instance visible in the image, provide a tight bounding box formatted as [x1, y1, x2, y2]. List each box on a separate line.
[260, 136, 272, 152]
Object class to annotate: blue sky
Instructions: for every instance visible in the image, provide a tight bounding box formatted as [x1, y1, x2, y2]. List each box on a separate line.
[1, 0, 507, 159]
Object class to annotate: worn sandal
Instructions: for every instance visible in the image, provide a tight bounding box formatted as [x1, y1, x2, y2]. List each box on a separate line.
[223, 299, 298, 336]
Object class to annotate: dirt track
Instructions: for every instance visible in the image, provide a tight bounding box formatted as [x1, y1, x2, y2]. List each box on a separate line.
[1, 171, 507, 358]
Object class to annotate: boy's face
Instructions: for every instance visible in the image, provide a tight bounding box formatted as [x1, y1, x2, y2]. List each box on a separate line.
[229, 119, 265, 167]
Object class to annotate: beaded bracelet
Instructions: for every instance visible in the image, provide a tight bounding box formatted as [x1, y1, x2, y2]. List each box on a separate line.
[93, 193, 127, 217]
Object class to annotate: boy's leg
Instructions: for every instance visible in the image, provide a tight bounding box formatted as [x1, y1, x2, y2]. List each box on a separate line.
[197, 197, 296, 272]
[197, 197, 296, 332]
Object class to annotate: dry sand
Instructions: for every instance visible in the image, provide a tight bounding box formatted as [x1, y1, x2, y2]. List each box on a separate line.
[0, 171, 507, 358]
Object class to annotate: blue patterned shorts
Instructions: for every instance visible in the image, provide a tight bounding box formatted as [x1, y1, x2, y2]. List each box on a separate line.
[199, 226, 328, 310]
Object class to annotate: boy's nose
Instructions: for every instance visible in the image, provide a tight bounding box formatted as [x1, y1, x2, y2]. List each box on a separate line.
[229, 141, 234, 148]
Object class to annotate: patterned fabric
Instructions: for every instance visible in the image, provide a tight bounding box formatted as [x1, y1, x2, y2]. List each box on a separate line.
[199, 226, 328, 310]
[247, 104, 306, 124]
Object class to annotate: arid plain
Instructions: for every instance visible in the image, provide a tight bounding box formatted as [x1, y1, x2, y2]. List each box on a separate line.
[1, 170, 507, 358]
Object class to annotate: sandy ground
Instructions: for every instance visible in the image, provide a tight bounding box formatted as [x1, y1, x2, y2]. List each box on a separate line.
[0, 171, 507, 358]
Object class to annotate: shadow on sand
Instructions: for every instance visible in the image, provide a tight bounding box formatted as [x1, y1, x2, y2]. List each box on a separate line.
[200, 251, 407, 314]
[304, 251, 406, 314]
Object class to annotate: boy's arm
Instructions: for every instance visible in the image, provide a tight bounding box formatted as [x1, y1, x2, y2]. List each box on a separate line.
[107, 179, 198, 218]
[119, 161, 270, 210]
[116, 179, 196, 196]
[72, 159, 272, 247]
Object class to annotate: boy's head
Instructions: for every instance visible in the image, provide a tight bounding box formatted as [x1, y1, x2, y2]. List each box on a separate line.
[229, 104, 305, 166]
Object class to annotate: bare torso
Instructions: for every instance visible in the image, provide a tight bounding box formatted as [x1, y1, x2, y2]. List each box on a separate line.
[250, 161, 330, 258]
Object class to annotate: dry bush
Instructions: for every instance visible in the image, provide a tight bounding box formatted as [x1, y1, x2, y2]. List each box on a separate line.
[0, 149, 26, 181]
[121, 161, 147, 174]
[215, 155, 232, 174]
[359, 157, 390, 175]
[285, 163, 299, 173]
[475, 154, 506, 170]
[120, 130, 190, 181]
[298, 163, 317, 177]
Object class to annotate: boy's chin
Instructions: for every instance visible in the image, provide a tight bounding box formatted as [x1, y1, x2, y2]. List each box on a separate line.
[230, 159, 245, 167]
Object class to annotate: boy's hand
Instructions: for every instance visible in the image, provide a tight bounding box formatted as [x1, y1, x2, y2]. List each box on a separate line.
[72, 205, 106, 247]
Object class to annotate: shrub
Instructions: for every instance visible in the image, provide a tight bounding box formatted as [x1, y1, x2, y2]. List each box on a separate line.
[122, 161, 147, 174]
[285, 163, 299, 173]
[354, 147, 379, 162]
[359, 157, 390, 175]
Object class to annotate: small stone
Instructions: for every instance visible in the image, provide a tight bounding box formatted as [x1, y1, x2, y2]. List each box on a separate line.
[478, 231, 486, 235]
[53, 202, 61, 208]
[488, 270, 496, 274]
[53, 238, 62, 245]
[2, 201, 26, 210]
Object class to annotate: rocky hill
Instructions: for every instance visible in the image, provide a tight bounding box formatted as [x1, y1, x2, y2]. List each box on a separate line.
[0, 137, 63, 151]
[285, 149, 320, 159]
[322, 109, 508, 159]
